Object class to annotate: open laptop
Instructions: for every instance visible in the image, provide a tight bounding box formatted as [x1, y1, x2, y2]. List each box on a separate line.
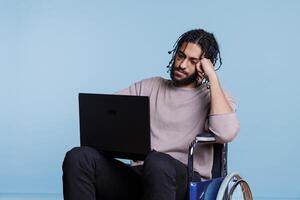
[79, 93, 151, 160]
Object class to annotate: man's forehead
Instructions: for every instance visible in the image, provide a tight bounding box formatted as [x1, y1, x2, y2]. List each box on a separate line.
[179, 42, 203, 59]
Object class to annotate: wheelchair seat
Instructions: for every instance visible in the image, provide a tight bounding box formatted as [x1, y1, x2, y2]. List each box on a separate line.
[188, 132, 253, 200]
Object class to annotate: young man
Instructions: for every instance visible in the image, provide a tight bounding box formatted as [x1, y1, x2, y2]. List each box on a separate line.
[62, 29, 239, 200]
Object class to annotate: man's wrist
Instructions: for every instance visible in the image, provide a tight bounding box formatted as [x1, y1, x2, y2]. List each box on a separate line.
[207, 73, 218, 83]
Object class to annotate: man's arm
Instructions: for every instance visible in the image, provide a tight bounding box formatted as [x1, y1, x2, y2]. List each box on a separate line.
[197, 58, 234, 115]
[207, 73, 233, 115]
[115, 77, 160, 96]
[197, 58, 239, 143]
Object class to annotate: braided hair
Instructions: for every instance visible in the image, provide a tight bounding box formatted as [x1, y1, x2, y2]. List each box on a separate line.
[167, 29, 222, 72]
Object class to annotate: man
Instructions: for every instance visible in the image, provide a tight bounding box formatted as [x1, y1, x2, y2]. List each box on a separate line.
[62, 29, 239, 200]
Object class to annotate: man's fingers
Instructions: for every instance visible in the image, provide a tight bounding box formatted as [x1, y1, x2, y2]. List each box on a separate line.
[201, 52, 206, 59]
[197, 72, 205, 80]
[196, 64, 202, 72]
[197, 70, 205, 76]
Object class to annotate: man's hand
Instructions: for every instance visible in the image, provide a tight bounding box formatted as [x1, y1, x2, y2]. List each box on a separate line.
[196, 56, 218, 82]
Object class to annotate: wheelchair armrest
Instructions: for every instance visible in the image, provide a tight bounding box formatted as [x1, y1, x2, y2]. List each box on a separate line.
[188, 132, 217, 184]
[195, 132, 216, 143]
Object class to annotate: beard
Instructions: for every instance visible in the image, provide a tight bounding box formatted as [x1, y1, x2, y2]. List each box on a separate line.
[170, 64, 198, 87]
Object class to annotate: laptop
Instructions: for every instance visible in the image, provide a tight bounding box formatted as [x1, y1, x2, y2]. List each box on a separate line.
[79, 93, 151, 160]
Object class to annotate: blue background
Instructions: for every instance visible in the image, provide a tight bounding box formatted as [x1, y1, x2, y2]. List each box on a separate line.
[1, 0, 300, 199]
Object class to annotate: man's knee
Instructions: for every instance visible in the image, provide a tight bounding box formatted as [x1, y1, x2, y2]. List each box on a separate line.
[63, 146, 100, 170]
[143, 151, 176, 176]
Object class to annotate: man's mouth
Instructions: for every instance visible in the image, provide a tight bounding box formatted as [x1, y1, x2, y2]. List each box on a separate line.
[174, 69, 187, 77]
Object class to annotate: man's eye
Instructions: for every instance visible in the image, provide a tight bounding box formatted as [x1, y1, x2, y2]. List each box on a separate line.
[191, 60, 198, 65]
[177, 53, 184, 59]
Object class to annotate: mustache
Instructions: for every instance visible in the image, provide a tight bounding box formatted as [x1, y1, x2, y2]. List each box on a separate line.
[172, 67, 188, 75]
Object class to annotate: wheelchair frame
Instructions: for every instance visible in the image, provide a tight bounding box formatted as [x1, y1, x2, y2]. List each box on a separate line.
[188, 132, 253, 200]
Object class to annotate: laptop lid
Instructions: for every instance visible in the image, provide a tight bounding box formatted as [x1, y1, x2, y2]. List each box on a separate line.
[79, 93, 151, 160]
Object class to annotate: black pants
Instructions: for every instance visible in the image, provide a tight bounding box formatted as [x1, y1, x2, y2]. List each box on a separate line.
[62, 146, 201, 200]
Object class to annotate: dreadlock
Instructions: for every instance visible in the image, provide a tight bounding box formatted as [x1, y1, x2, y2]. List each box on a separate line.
[166, 29, 222, 72]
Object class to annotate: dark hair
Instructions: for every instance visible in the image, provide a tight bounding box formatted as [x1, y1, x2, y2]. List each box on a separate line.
[167, 29, 222, 72]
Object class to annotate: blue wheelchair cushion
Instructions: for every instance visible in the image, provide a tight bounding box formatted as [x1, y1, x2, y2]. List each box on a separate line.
[189, 177, 224, 200]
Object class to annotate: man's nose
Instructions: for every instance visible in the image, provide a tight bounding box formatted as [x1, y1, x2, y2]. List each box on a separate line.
[179, 58, 188, 69]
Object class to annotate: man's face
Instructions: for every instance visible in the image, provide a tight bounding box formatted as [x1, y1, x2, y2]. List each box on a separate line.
[170, 42, 203, 88]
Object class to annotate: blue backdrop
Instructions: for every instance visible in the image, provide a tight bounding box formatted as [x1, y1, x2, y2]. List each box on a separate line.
[1, 0, 300, 199]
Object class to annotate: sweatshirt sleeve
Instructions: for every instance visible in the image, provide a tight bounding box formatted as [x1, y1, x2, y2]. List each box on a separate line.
[115, 77, 161, 96]
[208, 91, 240, 143]
[115, 81, 143, 96]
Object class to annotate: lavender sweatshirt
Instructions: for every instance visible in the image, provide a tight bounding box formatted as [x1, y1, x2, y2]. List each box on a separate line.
[117, 77, 239, 179]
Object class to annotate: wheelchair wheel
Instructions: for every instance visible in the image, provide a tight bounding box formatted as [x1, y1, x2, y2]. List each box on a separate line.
[216, 172, 253, 200]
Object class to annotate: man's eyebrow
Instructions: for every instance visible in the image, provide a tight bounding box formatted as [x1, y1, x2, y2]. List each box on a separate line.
[178, 50, 185, 55]
[178, 50, 200, 61]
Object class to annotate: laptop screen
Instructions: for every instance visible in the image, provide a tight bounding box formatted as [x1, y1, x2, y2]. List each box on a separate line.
[79, 93, 151, 160]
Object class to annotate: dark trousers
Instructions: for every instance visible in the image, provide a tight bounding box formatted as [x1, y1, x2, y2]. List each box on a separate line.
[62, 146, 201, 200]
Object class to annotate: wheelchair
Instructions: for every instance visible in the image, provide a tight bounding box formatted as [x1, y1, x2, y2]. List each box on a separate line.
[188, 132, 253, 200]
